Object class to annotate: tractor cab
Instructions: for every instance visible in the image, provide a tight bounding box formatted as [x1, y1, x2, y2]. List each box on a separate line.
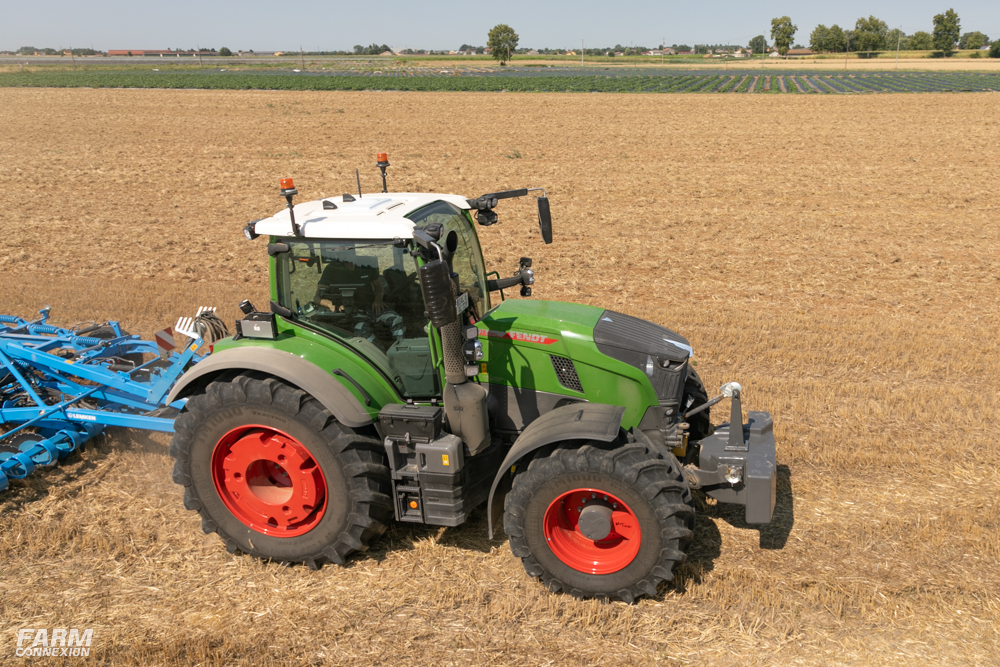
[249, 191, 493, 400]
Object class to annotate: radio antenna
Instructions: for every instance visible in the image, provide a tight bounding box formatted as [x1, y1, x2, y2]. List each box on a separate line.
[356, 169, 362, 198]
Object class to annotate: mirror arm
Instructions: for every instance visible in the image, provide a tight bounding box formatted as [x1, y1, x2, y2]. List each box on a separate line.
[487, 258, 534, 293]
[478, 188, 528, 201]
[487, 274, 527, 291]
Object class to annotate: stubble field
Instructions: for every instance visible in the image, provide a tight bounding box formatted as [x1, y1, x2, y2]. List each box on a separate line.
[0, 88, 998, 665]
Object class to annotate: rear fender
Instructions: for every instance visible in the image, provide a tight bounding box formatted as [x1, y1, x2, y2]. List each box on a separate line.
[165, 346, 374, 428]
[487, 402, 626, 538]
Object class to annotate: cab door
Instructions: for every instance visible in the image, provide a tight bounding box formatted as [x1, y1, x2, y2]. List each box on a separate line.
[273, 238, 441, 400]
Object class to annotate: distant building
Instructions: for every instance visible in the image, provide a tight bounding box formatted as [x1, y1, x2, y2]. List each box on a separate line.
[108, 49, 214, 57]
[786, 48, 815, 57]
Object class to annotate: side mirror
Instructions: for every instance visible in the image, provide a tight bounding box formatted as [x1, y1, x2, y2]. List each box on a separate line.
[536, 197, 553, 244]
[418, 259, 457, 328]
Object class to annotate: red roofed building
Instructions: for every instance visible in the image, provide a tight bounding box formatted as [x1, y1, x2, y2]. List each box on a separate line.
[108, 49, 214, 57]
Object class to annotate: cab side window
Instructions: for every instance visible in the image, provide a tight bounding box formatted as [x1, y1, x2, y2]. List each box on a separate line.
[276, 240, 438, 398]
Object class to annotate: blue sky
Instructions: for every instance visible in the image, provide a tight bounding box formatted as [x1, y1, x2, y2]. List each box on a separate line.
[3, 0, 997, 51]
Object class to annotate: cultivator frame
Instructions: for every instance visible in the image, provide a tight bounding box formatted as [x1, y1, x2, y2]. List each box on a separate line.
[0, 307, 211, 491]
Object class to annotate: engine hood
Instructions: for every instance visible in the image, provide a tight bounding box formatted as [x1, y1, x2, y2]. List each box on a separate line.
[478, 300, 691, 424]
[592, 310, 692, 364]
[478, 299, 605, 344]
[478, 300, 691, 365]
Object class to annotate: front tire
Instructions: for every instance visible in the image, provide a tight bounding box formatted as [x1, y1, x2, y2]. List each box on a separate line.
[504, 443, 694, 602]
[684, 369, 711, 443]
[169, 373, 392, 568]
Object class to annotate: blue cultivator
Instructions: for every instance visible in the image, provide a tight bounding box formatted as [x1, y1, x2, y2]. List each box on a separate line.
[0, 307, 214, 491]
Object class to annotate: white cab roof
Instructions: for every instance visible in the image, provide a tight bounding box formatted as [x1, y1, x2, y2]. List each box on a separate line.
[252, 193, 472, 240]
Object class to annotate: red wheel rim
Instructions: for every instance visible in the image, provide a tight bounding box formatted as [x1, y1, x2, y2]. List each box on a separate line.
[543, 488, 642, 574]
[211, 425, 327, 537]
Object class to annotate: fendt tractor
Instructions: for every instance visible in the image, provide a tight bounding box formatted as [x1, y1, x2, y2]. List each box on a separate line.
[167, 155, 777, 601]
[0, 155, 777, 602]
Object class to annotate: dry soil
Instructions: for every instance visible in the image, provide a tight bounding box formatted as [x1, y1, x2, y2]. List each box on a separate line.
[0, 88, 998, 666]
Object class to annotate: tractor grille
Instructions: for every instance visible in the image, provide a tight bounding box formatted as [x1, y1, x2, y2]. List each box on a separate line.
[649, 359, 687, 409]
[550, 356, 584, 393]
[592, 309, 690, 409]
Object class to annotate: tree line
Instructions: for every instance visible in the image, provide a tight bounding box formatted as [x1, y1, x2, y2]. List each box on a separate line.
[14, 47, 104, 56]
[10, 10, 997, 64]
[767, 9, 995, 57]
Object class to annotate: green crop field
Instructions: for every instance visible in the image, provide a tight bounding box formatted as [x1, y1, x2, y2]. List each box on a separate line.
[1, 69, 999, 94]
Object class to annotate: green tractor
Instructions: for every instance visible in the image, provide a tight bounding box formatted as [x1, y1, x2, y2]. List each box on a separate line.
[168, 158, 776, 602]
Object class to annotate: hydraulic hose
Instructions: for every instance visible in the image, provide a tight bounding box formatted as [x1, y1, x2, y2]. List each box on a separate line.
[194, 312, 230, 343]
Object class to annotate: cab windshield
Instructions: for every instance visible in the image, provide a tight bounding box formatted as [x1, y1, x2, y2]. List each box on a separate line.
[274, 239, 437, 398]
[406, 201, 490, 316]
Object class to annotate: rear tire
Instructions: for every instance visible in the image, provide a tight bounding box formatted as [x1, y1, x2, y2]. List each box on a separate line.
[504, 443, 694, 602]
[169, 373, 392, 567]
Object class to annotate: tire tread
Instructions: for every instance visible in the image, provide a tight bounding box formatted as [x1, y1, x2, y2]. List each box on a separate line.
[504, 441, 694, 602]
[169, 374, 392, 568]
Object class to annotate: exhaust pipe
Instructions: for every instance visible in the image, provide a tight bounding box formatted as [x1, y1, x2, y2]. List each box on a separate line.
[418, 245, 490, 454]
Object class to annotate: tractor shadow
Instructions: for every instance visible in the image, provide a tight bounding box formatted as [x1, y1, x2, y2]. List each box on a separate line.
[666, 465, 793, 596]
[360, 506, 496, 565]
[666, 509, 723, 594]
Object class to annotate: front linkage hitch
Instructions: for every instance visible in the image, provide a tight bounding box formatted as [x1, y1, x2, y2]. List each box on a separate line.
[682, 382, 777, 524]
